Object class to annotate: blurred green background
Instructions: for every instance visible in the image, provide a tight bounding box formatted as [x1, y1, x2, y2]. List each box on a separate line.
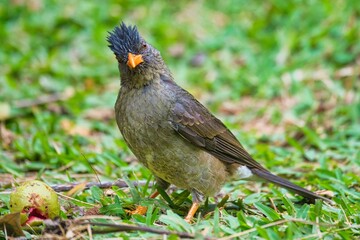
[0, 0, 359, 238]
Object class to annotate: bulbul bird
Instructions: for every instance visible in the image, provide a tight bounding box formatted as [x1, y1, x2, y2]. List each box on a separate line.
[107, 22, 330, 221]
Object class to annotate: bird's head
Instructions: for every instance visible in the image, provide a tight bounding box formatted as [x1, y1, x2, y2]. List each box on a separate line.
[107, 22, 168, 88]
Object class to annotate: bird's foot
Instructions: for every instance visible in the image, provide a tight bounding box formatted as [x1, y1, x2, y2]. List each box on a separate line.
[184, 216, 194, 223]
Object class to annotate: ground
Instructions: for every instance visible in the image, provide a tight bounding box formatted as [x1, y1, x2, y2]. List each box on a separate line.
[0, 0, 359, 239]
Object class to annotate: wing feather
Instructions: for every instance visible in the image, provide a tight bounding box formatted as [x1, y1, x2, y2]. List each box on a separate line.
[168, 87, 330, 203]
[170, 90, 265, 170]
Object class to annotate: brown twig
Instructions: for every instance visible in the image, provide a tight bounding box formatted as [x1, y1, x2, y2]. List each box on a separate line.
[78, 221, 200, 239]
[50, 180, 152, 192]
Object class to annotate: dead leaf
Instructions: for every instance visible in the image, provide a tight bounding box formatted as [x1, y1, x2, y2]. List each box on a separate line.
[104, 189, 116, 197]
[0, 212, 25, 237]
[84, 206, 100, 216]
[66, 182, 87, 197]
[315, 190, 335, 198]
[125, 206, 147, 215]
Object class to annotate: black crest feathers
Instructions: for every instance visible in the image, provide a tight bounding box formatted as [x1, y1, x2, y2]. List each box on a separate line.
[107, 22, 141, 60]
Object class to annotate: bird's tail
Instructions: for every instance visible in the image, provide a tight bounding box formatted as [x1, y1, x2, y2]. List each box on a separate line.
[251, 168, 331, 203]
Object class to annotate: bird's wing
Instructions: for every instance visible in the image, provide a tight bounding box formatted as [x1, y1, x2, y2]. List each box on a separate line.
[169, 88, 332, 203]
[169, 89, 265, 170]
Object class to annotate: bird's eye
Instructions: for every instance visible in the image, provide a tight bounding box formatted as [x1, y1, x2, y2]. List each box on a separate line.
[142, 43, 147, 50]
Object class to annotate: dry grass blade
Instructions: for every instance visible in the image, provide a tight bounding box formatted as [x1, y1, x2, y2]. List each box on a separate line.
[56, 192, 97, 207]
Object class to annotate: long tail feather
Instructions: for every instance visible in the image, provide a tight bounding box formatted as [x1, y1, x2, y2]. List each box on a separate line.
[251, 168, 331, 203]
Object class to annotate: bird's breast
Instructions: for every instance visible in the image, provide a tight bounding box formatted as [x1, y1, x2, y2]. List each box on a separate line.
[115, 84, 174, 161]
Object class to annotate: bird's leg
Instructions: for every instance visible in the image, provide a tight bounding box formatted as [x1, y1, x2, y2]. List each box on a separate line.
[128, 177, 169, 215]
[185, 189, 204, 223]
[185, 202, 200, 223]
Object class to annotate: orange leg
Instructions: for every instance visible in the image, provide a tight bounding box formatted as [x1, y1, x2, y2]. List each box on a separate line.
[184, 202, 200, 223]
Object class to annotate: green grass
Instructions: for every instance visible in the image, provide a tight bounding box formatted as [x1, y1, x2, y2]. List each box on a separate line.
[1, 0, 359, 238]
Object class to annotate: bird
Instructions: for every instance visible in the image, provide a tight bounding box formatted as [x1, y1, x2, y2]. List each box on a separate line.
[107, 22, 330, 222]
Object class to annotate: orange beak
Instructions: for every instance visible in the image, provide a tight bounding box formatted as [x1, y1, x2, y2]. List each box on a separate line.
[127, 53, 144, 69]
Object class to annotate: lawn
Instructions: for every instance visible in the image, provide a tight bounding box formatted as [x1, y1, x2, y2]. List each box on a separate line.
[0, 0, 359, 239]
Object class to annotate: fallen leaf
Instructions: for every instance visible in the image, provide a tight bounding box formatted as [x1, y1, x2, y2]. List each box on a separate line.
[126, 206, 148, 215]
[104, 189, 116, 197]
[0, 212, 25, 237]
[315, 190, 335, 198]
[84, 206, 100, 216]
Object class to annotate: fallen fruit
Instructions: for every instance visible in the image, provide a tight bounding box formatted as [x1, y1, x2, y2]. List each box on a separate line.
[9, 180, 60, 226]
